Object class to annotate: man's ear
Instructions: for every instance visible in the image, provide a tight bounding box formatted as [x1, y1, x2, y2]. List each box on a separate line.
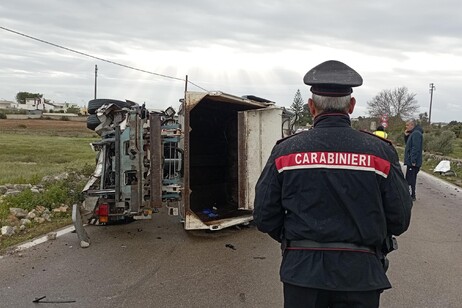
[347, 97, 356, 114]
[308, 99, 317, 116]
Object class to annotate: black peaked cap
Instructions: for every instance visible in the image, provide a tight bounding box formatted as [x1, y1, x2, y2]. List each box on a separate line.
[303, 60, 363, 97]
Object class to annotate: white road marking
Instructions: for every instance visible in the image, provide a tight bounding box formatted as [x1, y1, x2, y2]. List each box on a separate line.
[14, 225, 76, 251]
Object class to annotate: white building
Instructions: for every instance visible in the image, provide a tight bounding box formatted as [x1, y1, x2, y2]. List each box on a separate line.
[17, 98, 79, 112]
[0, 99, 18, 109]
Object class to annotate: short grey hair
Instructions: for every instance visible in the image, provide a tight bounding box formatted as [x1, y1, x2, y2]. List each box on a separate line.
[406, 119, 416, 126]
[311, 94, 351, 113]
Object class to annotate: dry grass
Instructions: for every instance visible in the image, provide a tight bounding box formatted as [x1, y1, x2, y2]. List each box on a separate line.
[0, 118, 97, 138]
[0, 119, 98, 184]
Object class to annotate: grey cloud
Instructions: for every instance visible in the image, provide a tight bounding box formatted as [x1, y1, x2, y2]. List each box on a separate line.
[2, 0, 462, 121]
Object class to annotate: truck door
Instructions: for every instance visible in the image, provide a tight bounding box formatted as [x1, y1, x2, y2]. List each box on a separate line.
[237, 107, 283, 211]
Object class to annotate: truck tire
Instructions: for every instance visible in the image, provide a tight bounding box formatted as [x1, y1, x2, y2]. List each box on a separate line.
[87, 114, 101, 130]
[87, 99, 134, 115]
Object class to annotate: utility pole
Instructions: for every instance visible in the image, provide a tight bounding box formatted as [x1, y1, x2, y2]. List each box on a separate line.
[428, 83, 435, 124]
[94, 65, 98, 99]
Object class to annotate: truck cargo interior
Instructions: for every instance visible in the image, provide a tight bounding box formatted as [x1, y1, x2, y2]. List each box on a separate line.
[188, 98, 256, 223]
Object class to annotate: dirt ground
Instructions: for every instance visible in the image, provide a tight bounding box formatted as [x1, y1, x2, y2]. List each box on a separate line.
[0, 118, 95, 137]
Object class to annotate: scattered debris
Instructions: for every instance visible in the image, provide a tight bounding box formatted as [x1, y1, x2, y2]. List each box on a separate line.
[32, 295, 76, 304]
[46, 232, 57, 240]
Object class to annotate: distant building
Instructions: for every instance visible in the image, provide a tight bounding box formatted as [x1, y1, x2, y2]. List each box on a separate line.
[16, 98, 80, 113]
[16, 98, 43, 110]
[0, 100, 17, 109]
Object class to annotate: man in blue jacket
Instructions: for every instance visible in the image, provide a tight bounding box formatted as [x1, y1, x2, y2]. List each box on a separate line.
[404, 119, 424, 201]
[254, 60, 412, 307]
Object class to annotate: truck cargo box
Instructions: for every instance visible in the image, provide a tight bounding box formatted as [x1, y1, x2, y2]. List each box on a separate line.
[178, 92, 284, 230]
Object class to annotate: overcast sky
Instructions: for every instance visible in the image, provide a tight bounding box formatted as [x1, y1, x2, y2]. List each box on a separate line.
[1, 0, 462, 122]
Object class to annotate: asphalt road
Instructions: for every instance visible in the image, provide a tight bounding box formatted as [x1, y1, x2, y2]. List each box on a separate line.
[0, 171, 461, 308]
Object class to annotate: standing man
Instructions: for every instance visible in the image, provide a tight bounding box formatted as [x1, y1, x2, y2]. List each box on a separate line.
[374, 125, 388, 139]
[254, 60, 412, 307]
[404, 119, 423, 201]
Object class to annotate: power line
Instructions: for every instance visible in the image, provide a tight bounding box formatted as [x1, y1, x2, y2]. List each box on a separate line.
[0, 26, 208, 91]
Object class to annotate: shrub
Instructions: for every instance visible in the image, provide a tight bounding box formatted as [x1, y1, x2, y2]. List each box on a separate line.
[425, 130, 456, 155]
[1, 171, 87, 214]
[2, 189, 41, 212]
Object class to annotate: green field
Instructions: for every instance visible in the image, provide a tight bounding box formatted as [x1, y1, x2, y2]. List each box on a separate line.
[0, 119, 97, 184]
[0, 134, 96, 184]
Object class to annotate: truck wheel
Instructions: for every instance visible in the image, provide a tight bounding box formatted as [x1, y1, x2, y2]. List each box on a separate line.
[87, 114, 101, 130]
[87, 99, 134, 114]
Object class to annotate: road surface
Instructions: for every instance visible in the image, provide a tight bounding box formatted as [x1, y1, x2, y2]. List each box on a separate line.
[0, 171, 461, 307]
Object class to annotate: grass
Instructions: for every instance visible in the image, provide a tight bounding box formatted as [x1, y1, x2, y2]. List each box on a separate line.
[0, 134, 96, 184]
[396, 143, 462, 187]
[0, 119, 97, 184]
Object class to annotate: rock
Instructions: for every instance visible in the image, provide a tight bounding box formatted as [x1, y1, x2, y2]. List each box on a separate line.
[19, 225, 26, 231]
[1, 226, 14, 236]
[6, 214, 19, 225]
[53, 205, 69, 213]
[47, 232, 57, 240]
[4, 190, 21, 196]
[41, 213, 52, 222]
[26, 211, 36, 219]
[35, 206, 46, 214]
[14, 184, 32, 190]
[0, 186, 7, 195]
[9, 208, 28, 219]
[20, 218, 32, 226]
[41, 173, 69, 183]
[34, 217, 46, 224]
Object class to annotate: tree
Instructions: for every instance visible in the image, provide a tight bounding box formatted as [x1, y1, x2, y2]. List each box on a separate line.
[367, 87, 419, 119]
[15, 92, 43, 104]
[66, 106, 81, 114]
[300, 103, 313, 126]
[289, 89, 312, 130]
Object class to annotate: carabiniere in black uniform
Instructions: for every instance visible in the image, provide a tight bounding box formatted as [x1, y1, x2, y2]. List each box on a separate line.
[253, 111, 412, 291]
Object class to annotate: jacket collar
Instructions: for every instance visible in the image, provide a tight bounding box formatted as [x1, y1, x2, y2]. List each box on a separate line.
[313, 112, 351, 128]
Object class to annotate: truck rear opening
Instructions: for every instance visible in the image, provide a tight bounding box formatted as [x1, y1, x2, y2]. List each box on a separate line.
[180, 92, 287, 230]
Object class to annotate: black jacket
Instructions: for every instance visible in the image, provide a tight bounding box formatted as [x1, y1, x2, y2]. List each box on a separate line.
[253, 113, 412, 291]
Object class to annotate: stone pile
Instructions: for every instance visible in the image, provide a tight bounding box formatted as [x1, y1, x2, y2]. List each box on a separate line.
[0, 184, 44, 196]
[1, 205, 69, 238]
[0, 172, 79, 239]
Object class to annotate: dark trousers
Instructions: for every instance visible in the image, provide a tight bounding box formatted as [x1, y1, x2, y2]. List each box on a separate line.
[283, 283, 381, 308]
[405, 166, 420, 198]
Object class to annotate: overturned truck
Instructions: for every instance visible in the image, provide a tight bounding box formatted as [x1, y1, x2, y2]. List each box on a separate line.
[74, 91, 292, 245]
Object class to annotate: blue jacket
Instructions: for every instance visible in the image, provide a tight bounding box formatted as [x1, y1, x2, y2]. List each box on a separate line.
[404, 125, 423, 167]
